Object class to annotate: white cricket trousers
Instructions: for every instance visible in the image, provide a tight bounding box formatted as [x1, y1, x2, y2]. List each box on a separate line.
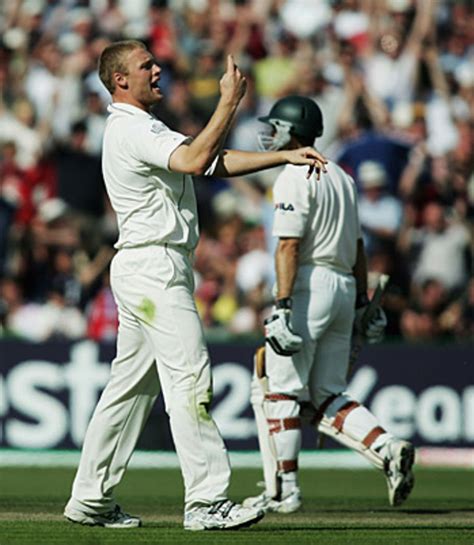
[267, 265, 356, 403]
[66, 245, 231, 514]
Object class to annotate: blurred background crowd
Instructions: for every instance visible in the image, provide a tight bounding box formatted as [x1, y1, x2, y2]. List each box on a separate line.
[0, 0, 472, 343]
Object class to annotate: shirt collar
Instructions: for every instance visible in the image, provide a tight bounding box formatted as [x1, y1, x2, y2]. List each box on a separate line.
[107, 102, 154, 119]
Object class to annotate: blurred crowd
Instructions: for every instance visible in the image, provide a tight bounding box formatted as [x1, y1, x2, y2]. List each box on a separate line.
[0, 0, 473, 343]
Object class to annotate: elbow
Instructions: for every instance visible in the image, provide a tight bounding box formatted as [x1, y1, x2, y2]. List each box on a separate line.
[193, 150, 225, 176]
[189, 159, 209, 176]
[189, 167, 205, 176]
[190, 151, 221, 176]
[170, 146, 215, 176]
[278, 237, 300, 258]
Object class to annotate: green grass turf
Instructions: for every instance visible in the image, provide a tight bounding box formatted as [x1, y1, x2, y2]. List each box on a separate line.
[0, 467, 473, 544]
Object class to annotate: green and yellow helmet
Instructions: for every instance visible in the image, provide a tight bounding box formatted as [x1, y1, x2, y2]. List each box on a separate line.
[258, 95, 324, 150]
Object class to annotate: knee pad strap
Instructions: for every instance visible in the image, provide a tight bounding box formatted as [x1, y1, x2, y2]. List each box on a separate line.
[362, 425, 386, 448]
[333, 401, 360, 432]
[265, 393, 298, 402]
[267, 417, 301, 434]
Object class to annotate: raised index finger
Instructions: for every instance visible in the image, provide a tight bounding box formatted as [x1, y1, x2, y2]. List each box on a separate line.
[226, 54, 235, 73]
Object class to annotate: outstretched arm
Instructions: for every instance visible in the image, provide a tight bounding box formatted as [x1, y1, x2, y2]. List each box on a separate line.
[405, 0, 435, 55]
[213, 148, 327, 179]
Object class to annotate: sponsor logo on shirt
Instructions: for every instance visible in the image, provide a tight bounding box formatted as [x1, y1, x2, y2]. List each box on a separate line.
[275, 202, 295, 212]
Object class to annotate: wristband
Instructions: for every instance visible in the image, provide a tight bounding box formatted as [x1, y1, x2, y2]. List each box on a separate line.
[275, 297, 292, 310]
[355, 292, 369, 309]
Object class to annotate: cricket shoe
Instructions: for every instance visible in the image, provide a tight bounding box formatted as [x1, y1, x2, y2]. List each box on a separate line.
[64, 504, 142, 528]
[384, 439, 415, 507]
[184, 500, 264, 531]
[242, 487, 302, 514]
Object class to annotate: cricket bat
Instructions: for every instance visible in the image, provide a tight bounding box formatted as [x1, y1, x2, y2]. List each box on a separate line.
[347, 273, 390, 378]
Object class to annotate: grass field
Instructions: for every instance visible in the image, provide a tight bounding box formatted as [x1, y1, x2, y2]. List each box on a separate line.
[1, 466, 473, 545]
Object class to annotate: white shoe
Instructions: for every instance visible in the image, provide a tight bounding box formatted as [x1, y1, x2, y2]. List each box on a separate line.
[243, 487, 302, 514]
[384, 440, 415, 507]
[184, 500, 264, 531]
[64, 504, 141, 528]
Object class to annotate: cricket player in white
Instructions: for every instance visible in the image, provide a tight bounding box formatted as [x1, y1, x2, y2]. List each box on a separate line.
[243, 96, 415, 514]
[63, 42, 327, 531]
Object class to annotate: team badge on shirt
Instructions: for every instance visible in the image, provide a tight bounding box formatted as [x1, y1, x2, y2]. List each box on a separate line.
[150, 121, 164, 135]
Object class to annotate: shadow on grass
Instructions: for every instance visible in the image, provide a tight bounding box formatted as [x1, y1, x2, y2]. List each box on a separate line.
[250, 525, 474, 532]
[399, 508, 474, 515]
[293, 506, 474, 515]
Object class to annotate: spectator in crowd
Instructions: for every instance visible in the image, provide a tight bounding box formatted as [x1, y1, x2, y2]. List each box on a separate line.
[188, 44, 223, 122]
[0, 141, 23, 275]
[362, 0, 434, 109]
[86, 271, 118, 342]
[48, 246, 82, 306]
[0, 97, 44, 169]
[55, 120, 106, 255]
[458, 278, 474, 337]
[400, 277, 452, 340]
[0, 273, 86, 341]
[0, 0, 472, 341]
[335, 106, 411, 195]
[253, 31, 298, 104]
[400, 201, 471, 298]
[357, 160, 403, 257]
[83, 91, 108, 156]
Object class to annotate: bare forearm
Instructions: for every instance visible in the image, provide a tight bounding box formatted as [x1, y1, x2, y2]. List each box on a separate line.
[275, 239, 300, 299]
[338, 80, 360, 131]
[193, 97, 239, 156]
[214, 147, 327, 178]
[214, 149, 289, 177]
[353, 238, 368, 296]
[424, 48, 450, 98]
[169, 54, 246, 175]
[408, 0, 434, 50]
[172, 98, 239, 174]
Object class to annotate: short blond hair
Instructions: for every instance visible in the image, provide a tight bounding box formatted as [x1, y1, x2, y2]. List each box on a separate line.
[98, 40, 146, 94]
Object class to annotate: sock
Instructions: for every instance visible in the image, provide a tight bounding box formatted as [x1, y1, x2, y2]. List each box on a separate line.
[280, 471, 298, 497]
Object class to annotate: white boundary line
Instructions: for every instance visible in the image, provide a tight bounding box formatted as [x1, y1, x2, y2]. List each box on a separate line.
[0, 448, 473, 468]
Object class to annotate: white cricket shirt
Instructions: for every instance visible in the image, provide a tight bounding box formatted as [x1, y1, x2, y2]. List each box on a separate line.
[272, 160, 361, 274]
[102, 102, 198, 250]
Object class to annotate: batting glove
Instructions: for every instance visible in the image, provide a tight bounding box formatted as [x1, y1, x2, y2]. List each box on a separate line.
[264, 298, 303, 356]
[365, 307, 387, 343]
[354, 293, 387, 344]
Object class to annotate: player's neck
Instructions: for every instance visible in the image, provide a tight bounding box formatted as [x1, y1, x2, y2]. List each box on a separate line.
[112, 94, 150, 113]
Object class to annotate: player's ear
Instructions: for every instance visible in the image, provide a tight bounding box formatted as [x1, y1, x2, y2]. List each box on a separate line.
[114, 72, 128, 90]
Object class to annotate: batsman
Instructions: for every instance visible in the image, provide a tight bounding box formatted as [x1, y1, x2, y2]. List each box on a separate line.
[244, 96, 415, 514]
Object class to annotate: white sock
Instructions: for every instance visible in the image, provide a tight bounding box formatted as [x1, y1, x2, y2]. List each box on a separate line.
[374, 434, 395, 458]
[280, 471, 298, 497]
